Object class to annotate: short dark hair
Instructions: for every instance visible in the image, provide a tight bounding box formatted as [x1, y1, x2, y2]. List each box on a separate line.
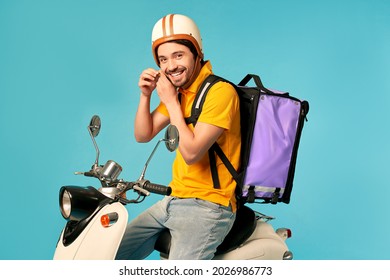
[155, 39, 204, 65]
[173, 39, 198, 58]
[156, 39, 200, 61]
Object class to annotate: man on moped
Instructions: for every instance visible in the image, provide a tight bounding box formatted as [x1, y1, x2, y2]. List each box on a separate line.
[116, 14, 241, 260]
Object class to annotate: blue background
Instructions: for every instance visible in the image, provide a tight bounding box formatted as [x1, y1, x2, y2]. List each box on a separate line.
[1, 0, 389, 260]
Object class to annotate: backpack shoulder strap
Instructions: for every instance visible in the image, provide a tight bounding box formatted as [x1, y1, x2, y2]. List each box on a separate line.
[184, 74, 225, 126]
[184, 74, 240, 189]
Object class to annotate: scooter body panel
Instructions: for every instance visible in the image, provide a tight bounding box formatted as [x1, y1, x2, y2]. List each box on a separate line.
[213, 221, 288, 260]
[53, 202, 128, 260]
[160, 221, 289, 260]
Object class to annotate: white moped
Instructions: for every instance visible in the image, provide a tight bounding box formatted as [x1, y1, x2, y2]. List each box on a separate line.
[53, 115, 293, 260]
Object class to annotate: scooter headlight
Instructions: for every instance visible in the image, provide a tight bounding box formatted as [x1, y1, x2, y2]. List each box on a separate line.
[60, 189, 72, 219]
[58, 186, 111, 221]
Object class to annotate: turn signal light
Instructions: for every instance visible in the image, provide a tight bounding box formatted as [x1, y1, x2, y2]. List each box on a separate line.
[276, 228, 292, 240]
[100, 212, 119, 228]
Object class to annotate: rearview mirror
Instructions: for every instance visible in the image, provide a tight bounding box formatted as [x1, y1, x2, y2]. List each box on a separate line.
[88, 115, 101, 137]
[164, 125, 179, 152]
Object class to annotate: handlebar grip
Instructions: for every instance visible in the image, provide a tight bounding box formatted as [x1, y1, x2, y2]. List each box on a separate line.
[143, 181, 172, 196]
[83, 171, 96, 177]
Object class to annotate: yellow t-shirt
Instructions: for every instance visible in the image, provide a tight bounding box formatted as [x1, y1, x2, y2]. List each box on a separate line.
[156, 61, 241, 212]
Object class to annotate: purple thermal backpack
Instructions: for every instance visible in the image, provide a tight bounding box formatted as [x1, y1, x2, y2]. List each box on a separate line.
[185, 74, 309, 205]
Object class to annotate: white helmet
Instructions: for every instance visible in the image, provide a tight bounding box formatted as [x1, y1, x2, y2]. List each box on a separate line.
[151, 14, 203, 65]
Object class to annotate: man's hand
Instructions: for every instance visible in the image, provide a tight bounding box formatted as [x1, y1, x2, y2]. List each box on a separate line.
[156, 71, 179, 106]
[138, 68, 160, 97]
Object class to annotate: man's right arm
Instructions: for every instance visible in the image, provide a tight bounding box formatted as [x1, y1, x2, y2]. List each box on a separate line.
[134, 68, 170, 143]
[134, 94, 169, 143]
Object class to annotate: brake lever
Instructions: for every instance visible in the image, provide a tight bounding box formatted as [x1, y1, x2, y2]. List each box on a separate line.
[133, 185, 150, 196]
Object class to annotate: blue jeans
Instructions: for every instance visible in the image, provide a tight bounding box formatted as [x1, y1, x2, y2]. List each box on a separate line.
[115, 196, 236, 260]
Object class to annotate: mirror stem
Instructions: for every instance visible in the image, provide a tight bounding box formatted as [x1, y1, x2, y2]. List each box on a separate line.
[138, 138, 167, 180]
[88, 125, 100, 166]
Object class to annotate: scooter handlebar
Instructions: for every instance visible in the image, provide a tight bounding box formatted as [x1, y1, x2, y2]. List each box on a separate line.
[142, 181, 172, 196]
[83, 171, 96, 177]
[74, 171, 96, 177]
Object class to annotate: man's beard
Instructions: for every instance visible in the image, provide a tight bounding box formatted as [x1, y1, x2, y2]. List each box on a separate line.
[166, 67, 189, 88]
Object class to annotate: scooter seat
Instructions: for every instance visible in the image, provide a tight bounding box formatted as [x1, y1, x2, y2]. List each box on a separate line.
[154, 205, 257, 257]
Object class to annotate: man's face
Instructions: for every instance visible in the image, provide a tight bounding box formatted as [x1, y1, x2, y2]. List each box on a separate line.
[157, 42, 196, 88]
